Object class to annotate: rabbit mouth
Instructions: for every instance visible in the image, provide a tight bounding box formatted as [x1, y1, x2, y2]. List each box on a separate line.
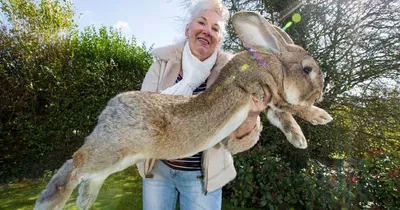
[309, 91, 323, 104]
[298, 89, 322, 106]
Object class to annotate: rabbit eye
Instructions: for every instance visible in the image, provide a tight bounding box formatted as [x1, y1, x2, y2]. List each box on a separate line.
[303, 67, 312, 74]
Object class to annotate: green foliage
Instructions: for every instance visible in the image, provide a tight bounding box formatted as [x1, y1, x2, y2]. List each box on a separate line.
[353, 140, 400, 209]
[41, 169, 57, 182]
[226, 141, 400, 209]
[0, 0, 75, 41]
[222, 0, 399, 209]
[0, 0, 153, 182]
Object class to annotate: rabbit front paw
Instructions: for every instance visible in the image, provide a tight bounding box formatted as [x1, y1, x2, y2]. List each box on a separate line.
[309, 106, 333, 125]
[266, 109, 308, 149]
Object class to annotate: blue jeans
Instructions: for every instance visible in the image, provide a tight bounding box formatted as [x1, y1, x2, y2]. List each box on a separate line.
[142, 160, 222, 210]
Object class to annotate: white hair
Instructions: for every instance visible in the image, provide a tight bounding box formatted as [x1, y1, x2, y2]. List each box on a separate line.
[184, 0, 230, 40]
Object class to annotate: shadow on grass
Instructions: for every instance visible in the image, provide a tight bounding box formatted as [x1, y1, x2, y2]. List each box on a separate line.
[0, 179, 46, 210]
[0, 166, 258, 210]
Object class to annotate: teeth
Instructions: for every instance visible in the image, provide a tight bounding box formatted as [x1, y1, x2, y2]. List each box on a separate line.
[198, 38, 209, 44]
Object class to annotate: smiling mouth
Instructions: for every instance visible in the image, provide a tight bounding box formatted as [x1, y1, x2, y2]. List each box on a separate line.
[197, 37, 210, 45]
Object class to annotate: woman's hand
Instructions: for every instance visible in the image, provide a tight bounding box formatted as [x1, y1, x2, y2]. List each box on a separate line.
[234, 85, 271, 139]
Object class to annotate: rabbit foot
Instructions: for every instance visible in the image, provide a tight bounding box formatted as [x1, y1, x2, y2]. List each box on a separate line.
[287, 130, 307, 149]
[309, 106, 333, 125]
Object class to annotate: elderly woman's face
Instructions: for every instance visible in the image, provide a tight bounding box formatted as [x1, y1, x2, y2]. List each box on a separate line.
[186, 10, 223, 61]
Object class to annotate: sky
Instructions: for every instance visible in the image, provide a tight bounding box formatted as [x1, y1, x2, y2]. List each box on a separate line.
[73, 0, 188, 48]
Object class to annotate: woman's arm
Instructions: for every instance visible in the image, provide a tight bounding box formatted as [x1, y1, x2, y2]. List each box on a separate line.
[222, 86, 271, 154]
[222, 115, 263, 155]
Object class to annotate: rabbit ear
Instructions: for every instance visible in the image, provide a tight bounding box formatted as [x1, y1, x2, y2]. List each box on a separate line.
[232, 11, 288, 53]
[272, 25, 294, 45]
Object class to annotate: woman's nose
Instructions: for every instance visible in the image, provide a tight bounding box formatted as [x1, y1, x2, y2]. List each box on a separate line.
[202, 27, 211, 36]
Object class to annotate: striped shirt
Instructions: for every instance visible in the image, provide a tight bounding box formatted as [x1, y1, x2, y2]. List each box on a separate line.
[162, 73, 207, 171]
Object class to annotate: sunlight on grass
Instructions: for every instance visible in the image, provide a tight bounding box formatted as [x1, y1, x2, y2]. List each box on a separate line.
[0, 166, 258, 210]
[0, 167, 142, 210]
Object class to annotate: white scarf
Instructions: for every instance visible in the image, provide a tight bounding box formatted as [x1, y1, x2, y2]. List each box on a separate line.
[161, 41, 218, 96]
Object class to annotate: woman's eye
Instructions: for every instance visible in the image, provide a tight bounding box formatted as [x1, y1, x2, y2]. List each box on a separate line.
[198, 21, 205, 25]
[212, 28, 219, 32]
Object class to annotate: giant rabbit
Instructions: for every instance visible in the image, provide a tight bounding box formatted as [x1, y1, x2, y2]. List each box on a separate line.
[34, 11, 332, 210]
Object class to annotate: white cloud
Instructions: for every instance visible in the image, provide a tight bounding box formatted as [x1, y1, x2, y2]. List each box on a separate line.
[114, 21, 132, 33]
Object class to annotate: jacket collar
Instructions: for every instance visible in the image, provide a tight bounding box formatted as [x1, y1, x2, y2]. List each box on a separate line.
[151, 41, 234, 89]
[151, 41, 233, 64]
[151, 42, 186, 62]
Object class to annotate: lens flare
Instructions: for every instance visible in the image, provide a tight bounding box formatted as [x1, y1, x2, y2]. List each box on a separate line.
[292, 13, 301, 23]
[282, 13, 301, 31]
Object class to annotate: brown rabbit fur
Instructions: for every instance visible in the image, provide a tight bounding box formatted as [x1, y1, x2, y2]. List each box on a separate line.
[34, 11, 332, 210]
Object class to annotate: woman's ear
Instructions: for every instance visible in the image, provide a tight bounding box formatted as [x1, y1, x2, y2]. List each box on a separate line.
[185, 24, 189, 37]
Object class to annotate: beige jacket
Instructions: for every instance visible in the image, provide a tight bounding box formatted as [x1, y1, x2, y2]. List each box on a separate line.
[136, 42, 263, 193]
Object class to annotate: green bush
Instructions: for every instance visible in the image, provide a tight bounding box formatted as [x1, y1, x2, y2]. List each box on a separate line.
[0, 24, 153, 183]
[226, 145, 340, 209]
[225, 137, 400, 209]
[353, 143, 400, 209]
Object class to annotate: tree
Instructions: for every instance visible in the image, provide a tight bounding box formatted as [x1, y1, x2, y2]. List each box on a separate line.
[221, 0, 399, 208]
[222, 0, 399, 161]
[0, 0, 75, 40]
[0, 0, 153, 182]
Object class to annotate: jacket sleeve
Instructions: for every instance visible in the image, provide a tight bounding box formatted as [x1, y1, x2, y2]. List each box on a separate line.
[221, 116, 263, 155]
[137, 59, 162, 178]
[140, 58, 162, 93]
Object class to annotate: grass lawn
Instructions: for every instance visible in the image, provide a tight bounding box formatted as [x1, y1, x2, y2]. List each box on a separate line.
[0, 167, 258, 210]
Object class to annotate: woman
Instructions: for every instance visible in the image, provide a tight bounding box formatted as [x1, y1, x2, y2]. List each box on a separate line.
[137, 0, 270, 209]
